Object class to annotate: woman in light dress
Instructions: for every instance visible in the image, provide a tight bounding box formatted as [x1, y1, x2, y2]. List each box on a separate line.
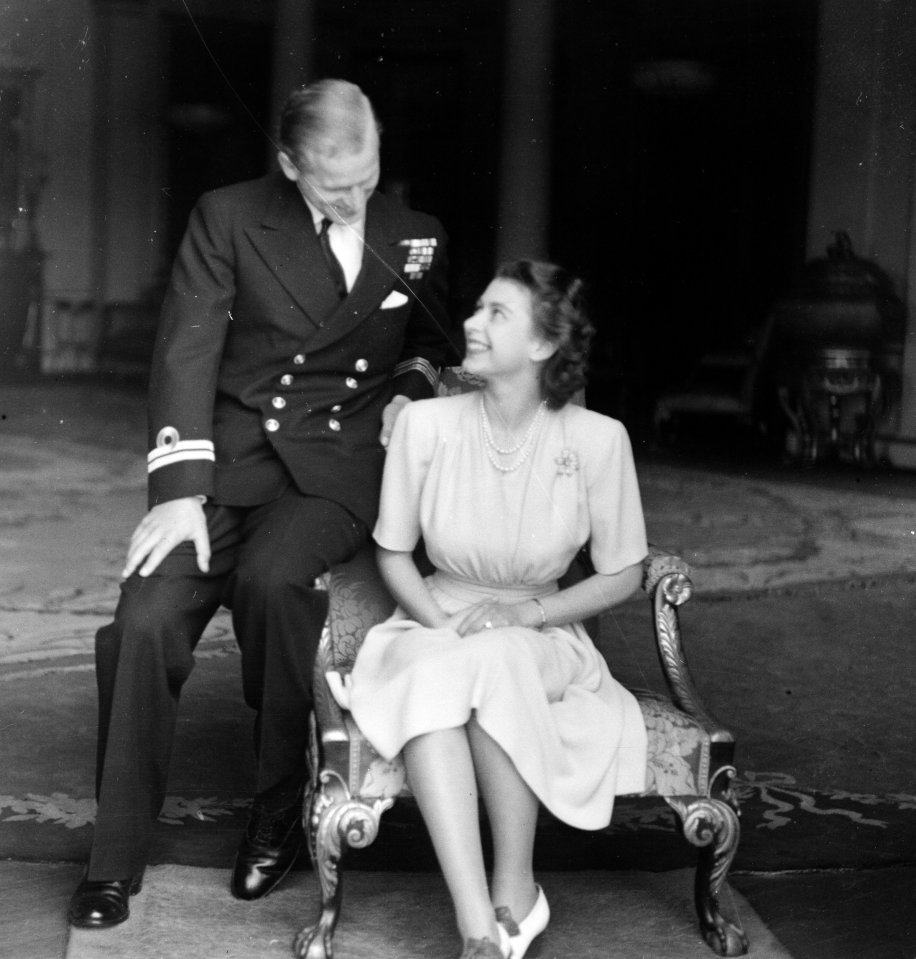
[331, 260, 649, 959]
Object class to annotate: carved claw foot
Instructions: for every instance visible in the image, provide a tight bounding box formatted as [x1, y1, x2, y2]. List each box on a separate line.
[701, 919, 750, 958]
[293, 770, 393, 959]
[666, 796, 749, 957]
[294, 921, 334, 959]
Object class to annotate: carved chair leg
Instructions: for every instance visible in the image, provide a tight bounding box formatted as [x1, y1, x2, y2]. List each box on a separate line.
[293, 770, 393, 959]
[666, 797, 749, 957]
[293, 777, 340, 959]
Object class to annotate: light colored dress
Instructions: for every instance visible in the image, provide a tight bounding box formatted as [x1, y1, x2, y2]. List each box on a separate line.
[334, 391, 649, 830]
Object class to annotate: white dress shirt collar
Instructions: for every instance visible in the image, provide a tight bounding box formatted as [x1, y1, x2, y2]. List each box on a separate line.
[302, 198, 365, 292]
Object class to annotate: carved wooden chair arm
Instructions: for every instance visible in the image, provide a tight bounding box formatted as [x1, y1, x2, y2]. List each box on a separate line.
[641, 546, 733, 746]
[642, 546, 693, 603]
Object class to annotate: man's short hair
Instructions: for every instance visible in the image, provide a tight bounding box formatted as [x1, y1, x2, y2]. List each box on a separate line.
[279, 79, 379, 165]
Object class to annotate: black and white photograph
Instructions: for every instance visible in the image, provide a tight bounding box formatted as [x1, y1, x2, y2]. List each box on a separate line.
[1, 1, 914, 957]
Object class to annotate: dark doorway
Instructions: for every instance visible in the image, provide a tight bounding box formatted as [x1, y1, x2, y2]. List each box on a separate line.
[553, 0, 818, 432]
[160, 13, 274, 266]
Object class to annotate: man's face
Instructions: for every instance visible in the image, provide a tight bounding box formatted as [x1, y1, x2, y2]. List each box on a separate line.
[279, 129, 380, 225]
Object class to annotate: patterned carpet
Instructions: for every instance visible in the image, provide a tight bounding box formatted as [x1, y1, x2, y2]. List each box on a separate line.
[2, 632, 914, 877]
[1, 380, 915, 958]
[2, 388, 914, 870]
[63, 866, 791, 959]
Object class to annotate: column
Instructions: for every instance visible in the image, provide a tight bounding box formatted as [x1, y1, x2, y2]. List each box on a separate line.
[494, 0, 556, 264]
[269, 0, 315, 140]
[92, 0, 161, 304]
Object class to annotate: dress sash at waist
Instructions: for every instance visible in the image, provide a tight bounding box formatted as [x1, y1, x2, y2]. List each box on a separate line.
[429, 570, 559, 606]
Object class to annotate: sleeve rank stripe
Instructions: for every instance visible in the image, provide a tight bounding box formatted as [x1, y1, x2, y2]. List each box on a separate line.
[147, 441, 215, 472]
[394, 356, 438, 389]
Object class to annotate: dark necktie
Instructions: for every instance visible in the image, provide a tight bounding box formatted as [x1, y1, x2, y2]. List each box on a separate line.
[318, 218, 347, 299]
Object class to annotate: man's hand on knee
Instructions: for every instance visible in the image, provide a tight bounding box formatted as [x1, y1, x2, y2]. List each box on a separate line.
[123, 497, 211, 579]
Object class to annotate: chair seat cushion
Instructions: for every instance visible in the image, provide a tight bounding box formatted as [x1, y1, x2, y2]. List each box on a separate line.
[318, 690, 712, 804]
[635, 690, 711, 796]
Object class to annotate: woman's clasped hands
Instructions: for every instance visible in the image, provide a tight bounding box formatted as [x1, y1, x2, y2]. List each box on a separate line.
[447, 598, 537, 636]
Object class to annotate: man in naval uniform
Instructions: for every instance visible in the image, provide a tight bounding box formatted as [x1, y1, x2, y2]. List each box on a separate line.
[68, 79, 453, 928]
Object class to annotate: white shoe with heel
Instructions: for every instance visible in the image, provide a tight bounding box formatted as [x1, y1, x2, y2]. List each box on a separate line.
[496, 884, 549, 959]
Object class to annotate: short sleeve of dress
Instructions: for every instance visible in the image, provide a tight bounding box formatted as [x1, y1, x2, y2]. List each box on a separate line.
[584, 415, 649, 575]
[372, 400, 437, 552]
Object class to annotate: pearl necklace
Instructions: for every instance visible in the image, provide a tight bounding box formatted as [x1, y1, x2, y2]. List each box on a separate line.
[479, 396, 547, 473]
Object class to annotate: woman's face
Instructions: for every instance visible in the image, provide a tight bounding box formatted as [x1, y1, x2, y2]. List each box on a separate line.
[462, 278, 548, 379]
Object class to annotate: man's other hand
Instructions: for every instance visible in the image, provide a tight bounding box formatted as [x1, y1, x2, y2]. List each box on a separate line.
[379, 394, 411, 448]
[123, 497, 211, 579]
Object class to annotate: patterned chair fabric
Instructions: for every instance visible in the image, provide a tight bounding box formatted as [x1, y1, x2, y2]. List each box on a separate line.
[318, 689, 710, 805]
[295, 371, 748, 959]
[316, 559, 713, 803]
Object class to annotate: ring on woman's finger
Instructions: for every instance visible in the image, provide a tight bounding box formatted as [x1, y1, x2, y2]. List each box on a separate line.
[484, 620, 493, 629]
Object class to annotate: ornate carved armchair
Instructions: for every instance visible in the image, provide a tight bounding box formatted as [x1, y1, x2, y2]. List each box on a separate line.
[294, 372, 748, 959]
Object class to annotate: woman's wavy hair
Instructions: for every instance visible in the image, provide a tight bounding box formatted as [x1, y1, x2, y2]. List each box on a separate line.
[495, 259, 594, 409]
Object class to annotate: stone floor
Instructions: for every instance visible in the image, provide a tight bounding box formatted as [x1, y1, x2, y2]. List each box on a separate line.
[1, 376, 915, 959]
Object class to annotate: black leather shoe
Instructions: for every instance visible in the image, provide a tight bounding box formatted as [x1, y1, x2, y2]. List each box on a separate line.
[230, 800, 304, 900]
[68, 874, 143, 928]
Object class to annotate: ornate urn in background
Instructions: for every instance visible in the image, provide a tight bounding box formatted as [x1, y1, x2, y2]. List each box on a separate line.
[774, 231, 904, 466]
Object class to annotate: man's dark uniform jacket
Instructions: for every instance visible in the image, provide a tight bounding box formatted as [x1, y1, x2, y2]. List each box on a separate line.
[80, 172, 452, 890]
[146, 172, 452, 524]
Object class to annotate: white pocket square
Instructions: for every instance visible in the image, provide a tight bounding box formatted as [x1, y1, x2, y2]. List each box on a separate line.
[380, 290, 409, 309]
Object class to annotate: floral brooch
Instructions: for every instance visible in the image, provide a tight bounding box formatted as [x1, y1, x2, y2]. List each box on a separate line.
[555, 448, 580, 476]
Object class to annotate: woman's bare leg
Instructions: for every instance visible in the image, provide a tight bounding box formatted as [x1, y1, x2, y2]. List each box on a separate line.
[467, 716, 539, 922]
[403, 727, 502, 944]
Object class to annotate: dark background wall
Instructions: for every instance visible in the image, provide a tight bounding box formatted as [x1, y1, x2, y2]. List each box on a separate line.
[6, 0, 915, 463]
[160, 12, 275, 270]
[150, 0, 817, 427]
[551, 0, 818, 423]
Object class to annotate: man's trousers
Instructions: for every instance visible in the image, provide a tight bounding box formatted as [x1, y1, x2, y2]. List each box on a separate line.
[87, 489, 368, 881]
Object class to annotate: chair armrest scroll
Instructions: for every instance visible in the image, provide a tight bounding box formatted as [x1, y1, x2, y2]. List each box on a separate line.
[642, 546, 733, 745]
[642, 546, 693, 605]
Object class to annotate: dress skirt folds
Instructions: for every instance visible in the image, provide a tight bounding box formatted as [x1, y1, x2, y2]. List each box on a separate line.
[328, 392, 650, 831]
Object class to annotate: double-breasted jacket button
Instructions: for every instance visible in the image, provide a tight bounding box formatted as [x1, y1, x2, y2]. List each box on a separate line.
[345, 376, 358, 389]
[328, 418, 341, 431]
[265, 418, 280, 432]
[355, 358, 368, 372]
[293, 354, 306, 365]
[272, 396, 286, 409]
[331, 404, 342, 413]
[280, 374, 293, 386]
